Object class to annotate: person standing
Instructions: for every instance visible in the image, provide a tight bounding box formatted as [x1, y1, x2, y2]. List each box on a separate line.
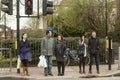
[41, 30, 55, 76]
[88, 31, 100, 74]
[77, 35, 87, 74]
[55, 34, 66, 76]
[18, 33, 31, 76]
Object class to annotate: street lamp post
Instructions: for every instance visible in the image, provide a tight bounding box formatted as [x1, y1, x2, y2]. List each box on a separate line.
[105, 0, 108, 36]
[105, 0, 112, 70]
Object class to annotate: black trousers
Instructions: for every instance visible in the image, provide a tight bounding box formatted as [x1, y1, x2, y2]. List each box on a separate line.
[22, 59, 28, 67]
[89, 54, 99, 72]
[57, 61, 65, 74]
[79, 56, 85, 72]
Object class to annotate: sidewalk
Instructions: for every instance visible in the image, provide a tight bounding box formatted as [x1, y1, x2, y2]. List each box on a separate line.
[0, 63, 120, 80]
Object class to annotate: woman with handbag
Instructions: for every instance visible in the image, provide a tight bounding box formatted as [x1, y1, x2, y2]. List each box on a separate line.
[18, 33, 31, 76]
[54, 34, 66, 76]
[77, 35, 87, 74]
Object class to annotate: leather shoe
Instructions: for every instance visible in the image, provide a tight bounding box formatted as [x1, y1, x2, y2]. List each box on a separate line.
[48, 73, 53, 76]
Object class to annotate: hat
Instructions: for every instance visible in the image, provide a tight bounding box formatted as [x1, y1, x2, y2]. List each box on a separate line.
[46, 27, 53, 31]
[46, 27, 57, 33]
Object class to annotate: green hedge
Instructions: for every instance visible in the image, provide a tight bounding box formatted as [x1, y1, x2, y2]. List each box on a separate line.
[0, 38, 119, 66]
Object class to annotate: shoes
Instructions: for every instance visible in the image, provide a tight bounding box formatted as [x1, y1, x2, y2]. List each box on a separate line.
[79, 71, 82, 74]
[83, 71, 86, 74]
[58, 74, 61, 76]
[21, 73, 25, 76]
[97, 71, 100, 74]
[45, 74, 48, 76]
[48, 73, 53, 76]
[26, 74, 30, 76]
[58, 73, 64, 76]
[89, 71, 92, 74]
[61, 73, 64, 76]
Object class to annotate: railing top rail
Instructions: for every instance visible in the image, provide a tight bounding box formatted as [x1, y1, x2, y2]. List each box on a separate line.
[0, 48, 11, 50]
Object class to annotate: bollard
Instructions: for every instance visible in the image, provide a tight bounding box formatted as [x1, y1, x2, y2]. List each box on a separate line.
[118, 47, 120, 70]
[108, 37, 112, 70]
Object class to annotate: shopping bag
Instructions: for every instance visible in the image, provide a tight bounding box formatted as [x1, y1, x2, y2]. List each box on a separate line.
[17, 57, 21, 69]
[38, 55, 47, 68]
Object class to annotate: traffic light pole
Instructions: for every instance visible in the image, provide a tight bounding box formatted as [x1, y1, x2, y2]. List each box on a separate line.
[16, 0, 20, 74]
[16, 0, 40, 50]
[105, 0, 108, 36]
[16, 0, 20, 51]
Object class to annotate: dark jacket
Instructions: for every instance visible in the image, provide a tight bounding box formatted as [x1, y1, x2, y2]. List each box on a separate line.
[41, 36, 55, 56]
[18, 40, 30, 55]
[54, 40, 66, 62]
[88, 36, 100, 54]
[77, 40, 86, 57]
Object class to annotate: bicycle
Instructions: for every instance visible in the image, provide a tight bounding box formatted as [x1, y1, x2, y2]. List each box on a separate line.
[64, 48, 90, 66]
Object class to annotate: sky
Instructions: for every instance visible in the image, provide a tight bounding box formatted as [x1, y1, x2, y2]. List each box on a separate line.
[0, 0, 62, 30]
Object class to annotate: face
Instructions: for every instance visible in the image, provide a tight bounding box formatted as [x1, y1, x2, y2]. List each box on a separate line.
[48, 31, 52, 37]
[82, 36, 85, 40]
[23, 33, 27, 39]
[92, 32, 96, 38]
[57, 36, 62, 40]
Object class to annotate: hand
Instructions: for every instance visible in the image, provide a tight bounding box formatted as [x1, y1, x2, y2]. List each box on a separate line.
[84, 43, 86, 46]
[84, 55, 86, 57]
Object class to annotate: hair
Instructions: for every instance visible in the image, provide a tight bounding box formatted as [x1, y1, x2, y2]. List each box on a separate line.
[80, 35, 85, 41]
[57, 34, 64, 40]
[46, 30, 52, 35]
[21, 33, 27, 40]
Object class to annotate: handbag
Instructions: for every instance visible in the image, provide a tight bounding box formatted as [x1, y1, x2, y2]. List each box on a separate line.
[77, 45, 85, 56]
[38, 55, 47, 68]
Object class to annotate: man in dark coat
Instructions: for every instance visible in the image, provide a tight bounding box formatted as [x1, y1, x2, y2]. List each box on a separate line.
[88, 31, 100, 74]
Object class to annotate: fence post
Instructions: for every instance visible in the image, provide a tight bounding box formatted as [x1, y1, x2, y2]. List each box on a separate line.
[118, 47, 120, 70]
[10, 48, 12, 72]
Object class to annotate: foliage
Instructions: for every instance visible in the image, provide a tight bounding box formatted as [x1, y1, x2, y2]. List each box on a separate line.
[111, 20, 120, 42]
[47, 0, 115, 38]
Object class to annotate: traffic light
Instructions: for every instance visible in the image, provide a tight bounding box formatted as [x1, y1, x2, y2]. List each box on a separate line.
[25, 0, 33, 15]
[43, 0, 53, 16]
[1, 0, 13, 15]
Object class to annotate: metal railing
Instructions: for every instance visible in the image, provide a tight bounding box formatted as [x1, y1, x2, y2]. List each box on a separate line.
[0, 38, 118, 67]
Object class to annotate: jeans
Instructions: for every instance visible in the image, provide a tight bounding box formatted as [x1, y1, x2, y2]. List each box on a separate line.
[44, 55, 52, 74]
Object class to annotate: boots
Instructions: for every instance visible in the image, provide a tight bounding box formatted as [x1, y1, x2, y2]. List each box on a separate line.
[21, 67, 25, 76]
[83, 69, 86, 74]
[83, 66, 86, 74]
[97, 70, 100, 74]
[25, 67, 30, 76]
[21, 67, 30, 76]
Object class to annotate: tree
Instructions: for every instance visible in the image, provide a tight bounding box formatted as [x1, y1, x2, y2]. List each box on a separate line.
[48, 0, 115, 37]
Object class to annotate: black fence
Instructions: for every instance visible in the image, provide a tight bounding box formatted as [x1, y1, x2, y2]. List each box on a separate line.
[0, 38, 118, 67]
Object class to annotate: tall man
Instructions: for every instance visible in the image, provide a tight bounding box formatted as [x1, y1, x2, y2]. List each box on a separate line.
[41, 30, 55, 76]
[88, 31, 100, 74]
